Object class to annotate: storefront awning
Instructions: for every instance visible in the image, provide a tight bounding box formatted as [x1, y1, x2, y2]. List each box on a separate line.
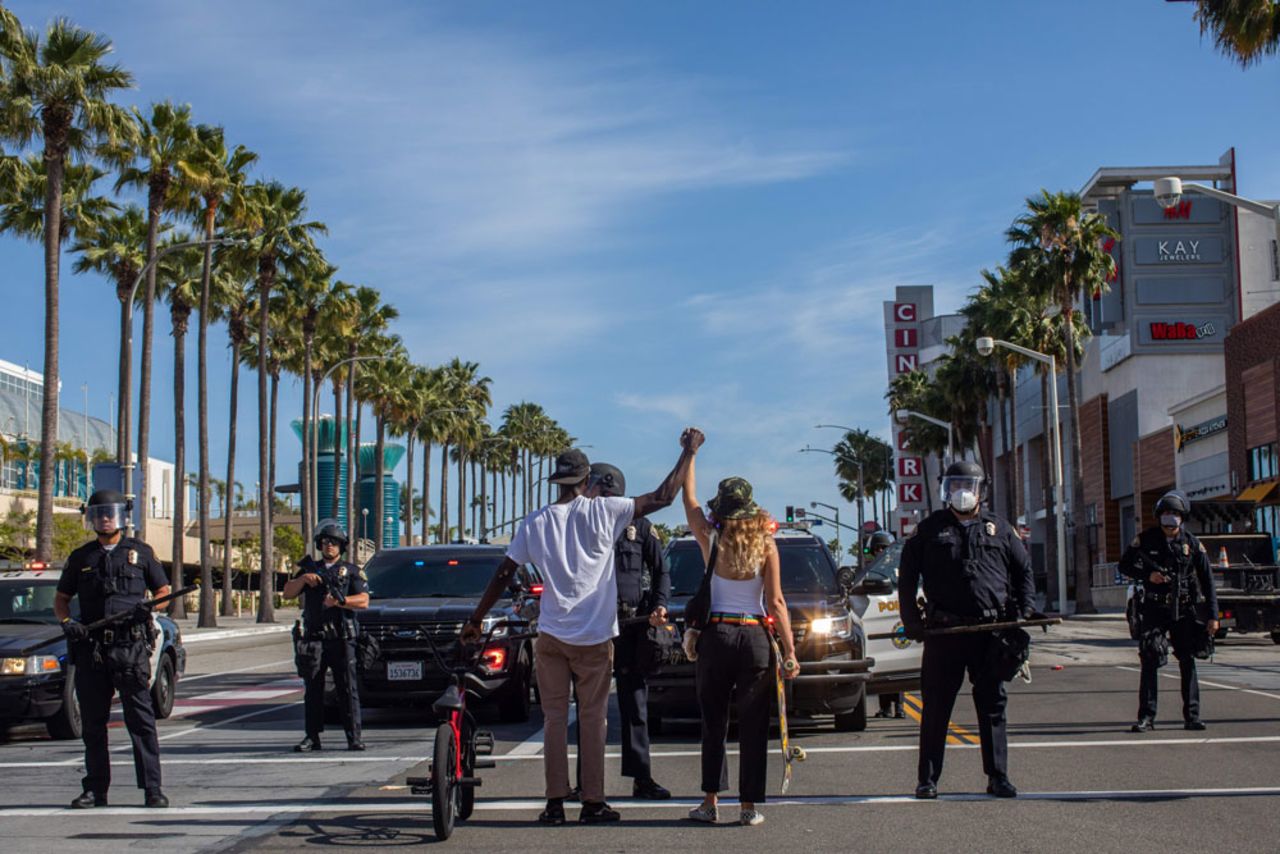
[1235, 481, 1279, 503]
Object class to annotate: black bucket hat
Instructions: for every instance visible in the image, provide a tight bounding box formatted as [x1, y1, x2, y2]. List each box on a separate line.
[707, 476, 760, 520]
[548, 448, 591, 485]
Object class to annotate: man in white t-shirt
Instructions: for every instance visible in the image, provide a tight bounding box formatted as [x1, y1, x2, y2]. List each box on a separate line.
[465, 429, 703, 825]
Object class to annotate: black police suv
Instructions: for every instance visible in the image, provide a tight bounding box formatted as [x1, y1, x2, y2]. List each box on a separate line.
[0, 568, 186, 739]
[647, 527, 875, 733]
[341, 545, 541, 723]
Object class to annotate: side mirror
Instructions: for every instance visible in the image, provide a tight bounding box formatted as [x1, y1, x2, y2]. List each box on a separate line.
[836, 567, 857, 592]
[851, 576, 894, 597]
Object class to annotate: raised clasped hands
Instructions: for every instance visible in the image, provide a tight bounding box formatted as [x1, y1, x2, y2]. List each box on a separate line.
[681, 427, 706, 453]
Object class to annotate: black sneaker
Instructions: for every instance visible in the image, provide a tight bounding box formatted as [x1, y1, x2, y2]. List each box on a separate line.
[1130, 719, 1154, 733]
[539, 798, 566, 825]
[579, 801, 621, 823]
[986, 776, 1018, 798]
[1185, 719, 1207, 731]
[294, 736, 321, 752]
[632, 778, 671, 800]
[914, 782, 937, 800]
[145, 789, 170, 808]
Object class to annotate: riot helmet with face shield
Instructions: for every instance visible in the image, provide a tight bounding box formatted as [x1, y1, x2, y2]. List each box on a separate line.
[940, 460, 986, 515]
[83, 489, 130, 536]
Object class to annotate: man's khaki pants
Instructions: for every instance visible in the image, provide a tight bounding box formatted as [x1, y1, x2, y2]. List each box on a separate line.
[535, 633, 613, 803]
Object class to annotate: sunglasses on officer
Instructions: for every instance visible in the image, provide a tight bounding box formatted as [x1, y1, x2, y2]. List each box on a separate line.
[318, 536, 343, 548]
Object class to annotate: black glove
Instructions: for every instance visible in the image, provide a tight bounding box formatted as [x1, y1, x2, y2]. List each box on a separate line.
[902, 622, 926, 642]
[62, 619, 89, 642]
[131, 602, 153, 623]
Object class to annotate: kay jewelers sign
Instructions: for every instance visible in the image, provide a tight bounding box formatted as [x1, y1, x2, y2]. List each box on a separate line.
[1134, 236, 1224, 265]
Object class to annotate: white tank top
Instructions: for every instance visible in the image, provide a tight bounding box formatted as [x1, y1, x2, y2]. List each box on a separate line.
[709, 552, 766, 616]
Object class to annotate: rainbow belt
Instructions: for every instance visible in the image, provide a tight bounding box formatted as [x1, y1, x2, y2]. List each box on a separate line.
[708, 612, 763, 625]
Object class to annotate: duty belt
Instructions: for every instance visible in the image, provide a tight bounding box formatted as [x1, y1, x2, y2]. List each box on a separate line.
[94, 624, 148, 645]
[708, 612, 763, 625]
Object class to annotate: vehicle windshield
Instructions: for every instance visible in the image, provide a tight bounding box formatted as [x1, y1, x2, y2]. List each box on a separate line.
[363, 553, 507, 600]
[667, 540, 840, 597]
[0, 580, 76, 623]
[863, 541, 905, 586]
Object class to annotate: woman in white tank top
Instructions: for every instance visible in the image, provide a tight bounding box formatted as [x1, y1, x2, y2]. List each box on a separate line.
[679, 442, 796, 827]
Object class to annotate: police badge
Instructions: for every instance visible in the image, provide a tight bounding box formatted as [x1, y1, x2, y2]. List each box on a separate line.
[128, 549, 139, 566]
[626, 525, 637, 542]
[984, 522, 996, 537]
[338, 566, 348, 577]
[1182, 543, 1190, 557]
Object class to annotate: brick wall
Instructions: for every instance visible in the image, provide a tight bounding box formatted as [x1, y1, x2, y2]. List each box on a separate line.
[1134, 426, 1176, 523]
[1225, 302, 1280, 487]
[1079, 394, 1121, 562]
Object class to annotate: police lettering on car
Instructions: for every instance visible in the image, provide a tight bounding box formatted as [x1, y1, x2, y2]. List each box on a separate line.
[898, 461, 1035, 800]
[282, 519, 370, 752]
[53, 490, 171, 809]
[1119, 492, 1218, 733]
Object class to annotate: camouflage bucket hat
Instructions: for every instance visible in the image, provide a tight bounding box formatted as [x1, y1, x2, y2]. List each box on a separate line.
[707, 476, 760, 521]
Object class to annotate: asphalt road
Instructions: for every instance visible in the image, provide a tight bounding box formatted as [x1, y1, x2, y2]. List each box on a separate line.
[1, 621, 1278, 853]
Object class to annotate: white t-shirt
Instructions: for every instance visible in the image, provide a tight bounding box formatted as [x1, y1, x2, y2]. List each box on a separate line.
[506, 495, 635, 646]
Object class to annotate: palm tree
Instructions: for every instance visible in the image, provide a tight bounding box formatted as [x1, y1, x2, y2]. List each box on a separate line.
[215, 267, 254, 616]
[0, 14, 135, 560]
[1007, 190, 1117, 613]
[1193, 0, 1280, 66]
[235, 181, 326, 622]
[415, 367, 451, 545]
[115, 101, 197, 541]
[357, 347, 410, 551]
[69, 205, 150, 463]
[175, 124, 256, 628]
[154, 238, 204, 618]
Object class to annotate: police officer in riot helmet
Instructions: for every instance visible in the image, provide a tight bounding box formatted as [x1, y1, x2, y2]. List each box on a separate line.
[1118, 492, 1218, 733]
[283, 519, 370, 751]
[866, 530, 905, 719]
[898, 460, 1035, 800]
[568, 463, 672, 801]
[53, 489, 171, 808]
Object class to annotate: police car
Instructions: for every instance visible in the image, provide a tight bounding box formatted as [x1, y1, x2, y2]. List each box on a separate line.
[0, 567, 186, 739]
[846, 541, 923, 700]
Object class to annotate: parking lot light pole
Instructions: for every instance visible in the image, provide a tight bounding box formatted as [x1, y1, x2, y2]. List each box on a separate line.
[976, 336, 1066, 615]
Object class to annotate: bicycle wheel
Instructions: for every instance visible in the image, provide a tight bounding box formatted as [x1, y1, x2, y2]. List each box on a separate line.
[431, 722, 457, 840]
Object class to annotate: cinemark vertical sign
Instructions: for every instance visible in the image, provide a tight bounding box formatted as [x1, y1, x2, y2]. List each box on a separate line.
[883, 287, 931, 537]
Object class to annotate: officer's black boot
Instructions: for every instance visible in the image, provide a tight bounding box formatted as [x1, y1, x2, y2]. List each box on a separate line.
[145, 788, 169, 808]
[294, 735, 321, 752]
[986, 776, 1018, 798]
[1130, 718, 1155, 733]
[347, 734, 366, 751]
[70, 791, 107, 809]
[1184, 719, 1207, 731]
[632, 777, 671, 800]
[914, 782, 937, 800]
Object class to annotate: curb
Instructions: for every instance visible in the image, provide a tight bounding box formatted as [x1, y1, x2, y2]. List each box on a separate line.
[181, 624, 292, 645]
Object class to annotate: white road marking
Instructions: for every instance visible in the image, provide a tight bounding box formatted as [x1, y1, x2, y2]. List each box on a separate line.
[0, 755, 432, 769]
[1, 785, 1278, 818]
[1116, 665, 1280, 701]
[177, 659, 293, 684]
[505, 699, 576, 757]
[180, 625, 291, 645]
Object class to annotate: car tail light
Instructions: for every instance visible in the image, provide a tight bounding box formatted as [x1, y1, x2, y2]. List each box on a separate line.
[480, 646, 507, 674]
[529, 584, 543, 597]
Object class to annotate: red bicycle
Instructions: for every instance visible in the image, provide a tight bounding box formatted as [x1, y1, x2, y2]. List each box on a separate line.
[407, 619, 534, 840]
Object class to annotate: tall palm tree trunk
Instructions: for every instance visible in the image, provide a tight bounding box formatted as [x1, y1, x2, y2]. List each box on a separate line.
[1061, 313, 1094, 612]
[1009, 366, 1022, 522]
[196, 215, 216, 628]
[476, 459, 484, 540]
[300, 332, 313, 555]
[421, 441, 432, 544]
[439, 443, 450, 542]
[403, 430, 415, 547]
[221, 345, 239, 617]
[345, 361, 356, 561]
[137, 177, 169, 540]
[456, 449, 466, 541]
[374, 414, 385, 552]
[353, 400, 364, 550]
[331, 380, 342, 519]
[256, 267, 274, 623]
[269, 368, 280, 566]
[997, 377, 1010, 520]
[33, 141, 63, 561]
[170, 307, 188, 619]
[116, 289, 131, 463]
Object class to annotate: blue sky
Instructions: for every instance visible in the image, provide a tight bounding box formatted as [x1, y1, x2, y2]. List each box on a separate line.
[3, 1, 1278, 538]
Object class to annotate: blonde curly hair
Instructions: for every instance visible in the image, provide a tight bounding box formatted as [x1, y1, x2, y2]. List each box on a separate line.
[715, 510, 772, 580]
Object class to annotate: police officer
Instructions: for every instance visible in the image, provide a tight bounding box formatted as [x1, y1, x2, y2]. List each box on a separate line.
[866, 530, 905, 719]
[570, 463, 672, 800]
[1119, 492, 1218, 733]
[899, 460, 1034, 800]
[53, 489, 171, 809]
[282, 519, 370, 752]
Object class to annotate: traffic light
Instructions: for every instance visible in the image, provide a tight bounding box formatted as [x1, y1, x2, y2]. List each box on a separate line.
[785, 505, 795, 523]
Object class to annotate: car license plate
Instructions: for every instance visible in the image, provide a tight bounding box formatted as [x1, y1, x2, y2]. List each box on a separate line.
[387, 661, 423, 681]
[1219, 618, 1236, 628]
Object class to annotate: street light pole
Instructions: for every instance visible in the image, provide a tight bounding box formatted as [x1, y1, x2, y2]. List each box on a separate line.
[810, 499, 843, 563]
[1154, 177, 1280, 245]
[976, 337, 1067, 615]
[800, 446, 864, 568]
[895, 409, 955, 463]
[121, 236, 245, 536]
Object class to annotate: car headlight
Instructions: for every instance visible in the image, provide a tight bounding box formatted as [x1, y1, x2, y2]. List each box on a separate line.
[0, 656, 62, 676]
[482, 616, 508, 639]
[809, 615, 852, 638]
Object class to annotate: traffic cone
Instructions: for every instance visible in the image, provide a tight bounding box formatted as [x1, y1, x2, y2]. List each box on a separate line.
[1218, 546, 1230, 569]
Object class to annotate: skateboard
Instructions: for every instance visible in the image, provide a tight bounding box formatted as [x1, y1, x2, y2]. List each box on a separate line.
[767, 631, 806, 794]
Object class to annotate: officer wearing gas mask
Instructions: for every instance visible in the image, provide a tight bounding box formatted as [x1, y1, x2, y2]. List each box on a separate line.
[568, 463, 672, 801]
[1118, 492, 1217, 733]
[282, 519, 369, 752]
[898, 460, 1034, 800]
[53, 489, 171, 809]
